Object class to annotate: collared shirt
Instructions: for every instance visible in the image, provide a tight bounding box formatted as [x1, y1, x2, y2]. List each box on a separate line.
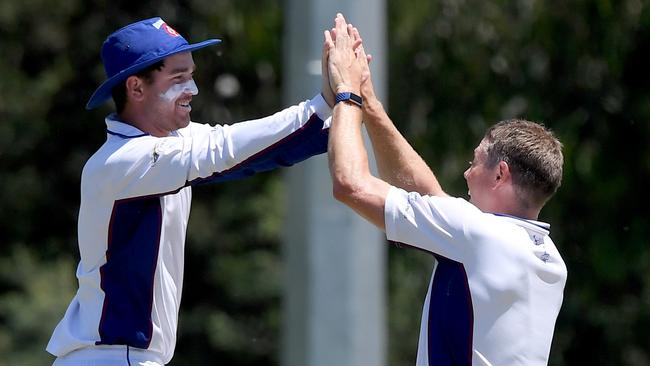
[384, 187, 567, 366]
[47, 94, 331, 363]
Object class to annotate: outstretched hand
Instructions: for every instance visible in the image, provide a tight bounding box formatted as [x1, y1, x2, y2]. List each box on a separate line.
[352, 31, 377, 105]
[324, 14, 365, 96]
[321, 33, 335, 107]
[322, 14, 376, 109]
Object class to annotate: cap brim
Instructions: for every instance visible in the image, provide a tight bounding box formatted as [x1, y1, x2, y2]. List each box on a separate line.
[86, 39, 221, 110]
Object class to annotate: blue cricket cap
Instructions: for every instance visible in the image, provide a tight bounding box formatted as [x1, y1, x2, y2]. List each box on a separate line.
[86, 17, 221, 110]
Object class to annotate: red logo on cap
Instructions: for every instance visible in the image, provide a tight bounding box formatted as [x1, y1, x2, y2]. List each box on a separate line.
[163, 23, 180, 37]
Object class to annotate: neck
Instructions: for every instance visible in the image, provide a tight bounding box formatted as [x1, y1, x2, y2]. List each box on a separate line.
[491, 183, 542, 220]
[117, 109, 168, 137]
[487, 194, 541, 220]
[499, 206, 540, 221]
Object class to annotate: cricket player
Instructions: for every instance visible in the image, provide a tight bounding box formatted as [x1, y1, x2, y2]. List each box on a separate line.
[325, 13, 567, 365]
[47, 17, 333, 365]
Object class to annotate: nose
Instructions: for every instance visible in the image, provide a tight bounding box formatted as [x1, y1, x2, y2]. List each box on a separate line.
[463, 167, 470, 180]
[183, 79, 199, 96]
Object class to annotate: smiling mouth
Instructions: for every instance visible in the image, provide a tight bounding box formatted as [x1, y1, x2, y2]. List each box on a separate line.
[177, 100, 192, 111]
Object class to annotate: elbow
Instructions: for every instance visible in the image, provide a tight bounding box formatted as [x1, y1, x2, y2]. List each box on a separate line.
[331, 174, 362, 205]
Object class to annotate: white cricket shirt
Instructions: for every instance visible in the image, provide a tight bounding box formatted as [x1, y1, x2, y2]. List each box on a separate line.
[47, 95, 331, 364]
[384, 187, 567, 366]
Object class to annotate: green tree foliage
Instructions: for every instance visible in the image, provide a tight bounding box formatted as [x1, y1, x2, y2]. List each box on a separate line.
[0, 0, 648, 365]
[0, 1, 286, 365]
[387, 0, 650, 365]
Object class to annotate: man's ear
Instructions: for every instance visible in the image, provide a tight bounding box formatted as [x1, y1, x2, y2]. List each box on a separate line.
[125, 75, 146, 102]
[496, 160, 511, 185]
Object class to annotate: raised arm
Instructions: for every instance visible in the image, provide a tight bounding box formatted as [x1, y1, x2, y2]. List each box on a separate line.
[326, 14, 391, 229]
[353, 33, 445, 197]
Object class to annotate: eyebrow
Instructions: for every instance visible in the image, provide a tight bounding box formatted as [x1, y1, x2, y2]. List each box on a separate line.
[169, 65, 196, 75]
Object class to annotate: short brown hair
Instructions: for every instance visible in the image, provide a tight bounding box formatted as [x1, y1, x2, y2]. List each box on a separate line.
[483, 119, 563, 208]
[111, 60, 165, 113]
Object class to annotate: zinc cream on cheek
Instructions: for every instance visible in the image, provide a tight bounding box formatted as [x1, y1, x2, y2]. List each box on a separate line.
[159, 79, 199, 102]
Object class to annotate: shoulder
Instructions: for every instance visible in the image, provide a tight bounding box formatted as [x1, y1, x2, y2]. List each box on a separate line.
[391, 189, 536, 246]
[175, 121, 220, 138]
[81, 134, 159, 179]
[385, 186, 497, 241]
[386, 187, 483, 222]
[384, 187, 497, 260]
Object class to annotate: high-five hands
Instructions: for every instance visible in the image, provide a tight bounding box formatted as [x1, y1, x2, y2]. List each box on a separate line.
[324, 14, 365, 97]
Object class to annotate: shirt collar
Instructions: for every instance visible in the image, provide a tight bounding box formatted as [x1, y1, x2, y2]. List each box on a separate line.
[492, 212, 551, 235]
[105, 113, 149, 138]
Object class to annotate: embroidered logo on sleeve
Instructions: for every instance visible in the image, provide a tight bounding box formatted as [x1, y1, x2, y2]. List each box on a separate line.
[532, 234, 550, 262]
[401, 205, 414, 220]
[152, 149, 160, 166]
[151, 140, 175, 166]
[400, 192, 419, 221]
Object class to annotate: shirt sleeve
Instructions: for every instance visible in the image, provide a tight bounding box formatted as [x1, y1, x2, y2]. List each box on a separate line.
[384, 186, 485, 262]
[93, 94, 331, 199]
[183, 93, 331, 185]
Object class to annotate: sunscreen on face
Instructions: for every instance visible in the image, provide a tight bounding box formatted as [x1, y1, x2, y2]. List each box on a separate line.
[159, 79, 199, 102]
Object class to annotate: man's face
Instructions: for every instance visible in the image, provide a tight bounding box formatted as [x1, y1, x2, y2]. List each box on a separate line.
[142, 52, 197, 134]
[463, 139, 497, 211]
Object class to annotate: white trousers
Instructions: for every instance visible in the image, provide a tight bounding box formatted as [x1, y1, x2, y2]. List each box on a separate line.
[52, 345, 164, 366]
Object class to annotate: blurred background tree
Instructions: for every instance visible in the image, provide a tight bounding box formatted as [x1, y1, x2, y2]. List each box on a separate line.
[0, 0, 648, 365]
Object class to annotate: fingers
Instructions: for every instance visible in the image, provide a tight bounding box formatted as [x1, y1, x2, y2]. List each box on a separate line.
[357, 45, 371, 83]
[344, 25, 364, 61]
[358, 45, 369, 66]
[350, 24, 361, 42]
[321, 31, 336, 107]
[351, 26, 367, 68]
[334, 13, 360, 53]
[332, 14, 362, 49]
[352, 38, 363, 53]
[334, 13, 349, 39]
[322, 30, 331, 69]
[326, 13, 365, 94]
[324, 30, 334, 49]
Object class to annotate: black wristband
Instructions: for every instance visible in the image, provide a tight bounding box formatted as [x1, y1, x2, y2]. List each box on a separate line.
[335, 92, 363, 107]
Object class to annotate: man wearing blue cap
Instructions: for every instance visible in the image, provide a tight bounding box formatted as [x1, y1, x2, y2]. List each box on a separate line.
[47, 17, 334, 365]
